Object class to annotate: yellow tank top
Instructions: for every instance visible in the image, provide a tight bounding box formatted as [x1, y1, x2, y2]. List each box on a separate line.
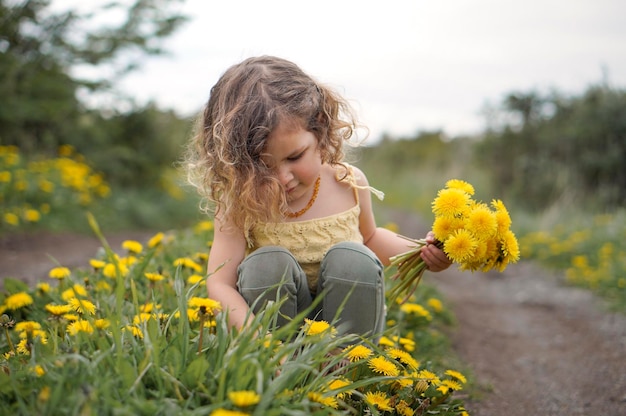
[247, 166, 381, 294]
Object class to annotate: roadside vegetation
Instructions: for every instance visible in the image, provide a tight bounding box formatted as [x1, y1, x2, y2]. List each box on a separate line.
[1, 0, 624, 413]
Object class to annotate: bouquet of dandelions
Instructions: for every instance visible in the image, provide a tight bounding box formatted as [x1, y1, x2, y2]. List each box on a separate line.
[387, 179, 520, 303]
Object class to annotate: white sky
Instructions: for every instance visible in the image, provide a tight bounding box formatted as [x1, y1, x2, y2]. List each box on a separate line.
[61, 0, 626, 141]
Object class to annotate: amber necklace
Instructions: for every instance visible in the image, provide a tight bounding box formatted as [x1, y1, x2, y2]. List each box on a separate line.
[286, 175, 321, 218]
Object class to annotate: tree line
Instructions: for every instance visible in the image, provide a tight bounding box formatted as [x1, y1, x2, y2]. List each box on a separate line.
[2, 0, 624, 212]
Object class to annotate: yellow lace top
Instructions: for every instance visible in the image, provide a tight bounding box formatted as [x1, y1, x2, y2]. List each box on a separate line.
[246, 165, 383, 294]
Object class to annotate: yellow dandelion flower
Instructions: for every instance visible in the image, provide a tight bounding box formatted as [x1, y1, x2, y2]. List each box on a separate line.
[145, 272, 165, 282]
[133, 313, 154, 325]
[61, 284, 87, 301]
[147, 232, 165, 248]
[4, 212, 19, 226]
[501, 229, 520, 263]
[37, 282, 51, 293]
[187, 274, 205, 285]
[63, 313, 79, 322]
[194, 221, 214, 233]
[442, 379, 463, 391]
[16, 338, 30, 355]
[432, 215, 463, 241]
[32, 364, 45, 377]
[45, 304, 73, 316]
[102, 262, 129, 278]
[444, 229, 478, 263]
[364, 391, 393, 412]
[95, 319, 110, 329]
[173, 257, 203, 273]
[491, 199, 512, 234]
[396, 399, 415, 416]
[432, 188, 471, 218]
[378, 336, 395, 348]
[49, 267, 71, 280]
[368, 356, 400, 377]
[427, 298, 443, 313]
[465, 204, 498, 240]
[67, 319, 94, 336]
[446, 179, 475, 195]
[417, 369, 440, 385]
[328, 378, 352, 399]
[400, 303, 432, 321]
[445, 369, 467, 384]
[303, 318, 336, 337]
[399, 337, 416, 352]
[122, 240, 143, 254]
[125, 325, 143, 339]
[5, 292, 34, 310]
[210, 409, 249, 416]
[89, 259, 106, 270]
[67, 298, 96, 315]
[228, 390, 260, 407]
[15, 321, 41, 334]
[387, 348, 419, 369]
[24, 209, 41, 222]
[95, 281, 111, 291]
[344, 344, 373, 362]
[188, 297, 222, 316]
[38, 386, 51, 402]
[307, 391, 338, 409]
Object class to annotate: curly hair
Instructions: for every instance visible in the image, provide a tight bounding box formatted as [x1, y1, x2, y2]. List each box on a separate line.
[185, 56, 360, 239]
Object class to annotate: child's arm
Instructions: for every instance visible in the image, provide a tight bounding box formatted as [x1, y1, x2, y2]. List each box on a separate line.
[206, 217, 251, 329]
[353, 166, 451, 271]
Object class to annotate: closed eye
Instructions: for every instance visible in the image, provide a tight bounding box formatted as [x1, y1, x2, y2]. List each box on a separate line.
[287, 151, 305, 161]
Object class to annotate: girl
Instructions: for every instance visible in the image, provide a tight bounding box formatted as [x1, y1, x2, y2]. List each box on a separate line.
[185, 56, 450, 341]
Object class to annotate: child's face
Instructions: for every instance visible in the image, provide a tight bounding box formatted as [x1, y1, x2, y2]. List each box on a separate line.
[262, 122, 322, 202]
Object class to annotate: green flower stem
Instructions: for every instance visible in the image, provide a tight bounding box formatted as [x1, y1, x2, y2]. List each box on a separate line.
[3, 326, 15, 354]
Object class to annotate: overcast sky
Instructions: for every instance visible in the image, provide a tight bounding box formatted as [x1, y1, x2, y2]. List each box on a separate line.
[63, 0, 626, 142]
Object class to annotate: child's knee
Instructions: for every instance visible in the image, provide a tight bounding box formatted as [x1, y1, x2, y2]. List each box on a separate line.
[237, 246, 302, 288]
[322, 242, 382, 283]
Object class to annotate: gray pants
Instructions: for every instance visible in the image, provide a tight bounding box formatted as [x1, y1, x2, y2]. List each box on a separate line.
[237, 241, 385, 340]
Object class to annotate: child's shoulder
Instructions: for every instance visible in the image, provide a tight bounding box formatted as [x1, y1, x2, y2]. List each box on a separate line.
[330, 163, 369, 187]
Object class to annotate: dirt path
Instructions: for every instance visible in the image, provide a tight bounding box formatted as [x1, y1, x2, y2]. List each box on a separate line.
[386, 210, 626, 415]
[2, 223, 626, 415]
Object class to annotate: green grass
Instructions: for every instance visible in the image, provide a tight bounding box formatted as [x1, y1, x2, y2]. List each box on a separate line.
[0, 218, 470, 415]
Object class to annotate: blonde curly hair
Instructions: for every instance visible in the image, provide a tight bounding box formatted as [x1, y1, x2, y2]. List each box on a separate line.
[185, 56, 360, 239]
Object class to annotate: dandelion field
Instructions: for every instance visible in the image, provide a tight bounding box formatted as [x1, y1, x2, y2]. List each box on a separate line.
[520, 211, 626, 311]
[0, 214, 470, 415]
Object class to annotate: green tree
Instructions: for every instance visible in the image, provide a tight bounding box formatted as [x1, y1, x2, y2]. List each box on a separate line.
[477, 83, 626, 211]
[0, 0, 187, 152]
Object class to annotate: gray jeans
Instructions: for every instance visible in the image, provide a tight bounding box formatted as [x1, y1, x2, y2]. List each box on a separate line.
[237, 241, 385, 340]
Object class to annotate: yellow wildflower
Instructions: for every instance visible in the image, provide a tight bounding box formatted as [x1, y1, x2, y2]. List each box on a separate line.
[228, 390, 260, 407]
[445, 369, 467, 384]
[147, 232, 164, 248]
[444, 229, 478, 263]
[445, 179, 475, 195]
[302, 318, 336, 337]
[368, 356, 400, 377]
[67, 297, 96, 315]
[364, 391, 393, 412]
[387, 348, 419, 369]
[49, 267, 71, 280]
[145, 272, 165, 282]
[307, 391, 338, 409]
[45, 304, 73, 316]
[210, 409, 249, 416]
[122, 240, 143, 254]
[344, 344, 373, 362]
[432, 188, 470, 218]
[67, 320, 94, 335]
[4, 292, 34, 310]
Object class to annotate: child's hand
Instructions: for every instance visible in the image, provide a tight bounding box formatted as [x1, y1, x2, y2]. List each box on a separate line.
[420, 231, 452, 272]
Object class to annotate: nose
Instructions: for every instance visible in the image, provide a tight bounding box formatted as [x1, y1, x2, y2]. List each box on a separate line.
[277, 165, 293, 187]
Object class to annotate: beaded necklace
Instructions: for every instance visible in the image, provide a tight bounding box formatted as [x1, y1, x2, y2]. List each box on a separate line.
[286, 176, 321, 218]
